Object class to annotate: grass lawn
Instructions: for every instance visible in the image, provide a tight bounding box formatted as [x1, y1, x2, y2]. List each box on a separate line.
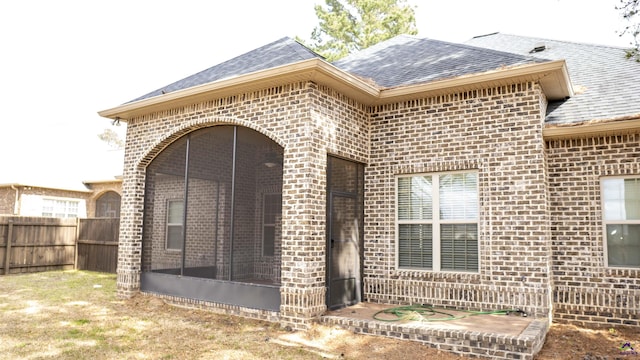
[0, 271, 459, 360]
[2, 271, 637, 359]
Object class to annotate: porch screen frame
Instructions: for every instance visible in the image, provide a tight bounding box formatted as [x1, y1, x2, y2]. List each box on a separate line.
[141, 125, 284, 311]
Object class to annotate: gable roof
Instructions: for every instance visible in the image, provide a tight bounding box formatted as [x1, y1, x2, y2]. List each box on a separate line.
[333, 35, 547, 88]
[99, 35, 571, 120]
[466, 32, 640, 125]
[129, 37, 323, 103]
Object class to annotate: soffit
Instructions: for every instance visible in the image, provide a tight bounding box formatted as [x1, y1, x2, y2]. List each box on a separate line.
[98, 58, 572, 121]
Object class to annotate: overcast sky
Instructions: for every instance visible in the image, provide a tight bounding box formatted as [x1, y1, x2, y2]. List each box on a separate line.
[0, 0, 633, 190]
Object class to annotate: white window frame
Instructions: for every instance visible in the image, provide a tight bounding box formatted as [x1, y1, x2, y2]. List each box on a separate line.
[395, 170, 479, 272]
[166, 199, 184, 251]
[42, 198, 80, 218]
[601, 175, 640, 268]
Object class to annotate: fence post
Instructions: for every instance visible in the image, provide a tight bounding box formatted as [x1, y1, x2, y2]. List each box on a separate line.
[74, 218, 80, 270]
[4, 220, 13, 275]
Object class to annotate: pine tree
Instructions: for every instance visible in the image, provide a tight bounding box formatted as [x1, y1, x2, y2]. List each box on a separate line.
[304, 0, 418, 61]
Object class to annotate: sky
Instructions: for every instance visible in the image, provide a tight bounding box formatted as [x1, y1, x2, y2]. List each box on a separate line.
[0, 0, 634, 190]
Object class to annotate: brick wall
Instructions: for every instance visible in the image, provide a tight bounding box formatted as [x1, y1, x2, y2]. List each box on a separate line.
[84, 181, 122, 217]
[118, 81, 369, 329]
[1, 184, 118, 218]
[114, 71, 638, 331]
[0, 188, 17, 215]
[364, 83, 553, 317]
[547, 134, 640, 327]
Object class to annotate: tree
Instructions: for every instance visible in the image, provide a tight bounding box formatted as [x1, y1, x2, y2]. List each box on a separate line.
[305, 0, 418, 61]
[98, 128, 125, 150]
[617, 0, 640, 61]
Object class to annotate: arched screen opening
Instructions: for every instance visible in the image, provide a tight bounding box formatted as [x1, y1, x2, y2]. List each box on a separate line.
[141, 126, 284, 287]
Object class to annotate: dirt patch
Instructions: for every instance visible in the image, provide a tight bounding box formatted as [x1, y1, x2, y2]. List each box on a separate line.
[0, 271, 638, 359]
[536, 323, 640, 360]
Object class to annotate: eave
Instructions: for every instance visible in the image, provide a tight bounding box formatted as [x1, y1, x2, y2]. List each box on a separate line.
[543, 114, 640, 140]
[379, 60, 572, 104]
[0, 183, 93, 193]
[98, 59, 378, 121]
[98, 58, 573, 121]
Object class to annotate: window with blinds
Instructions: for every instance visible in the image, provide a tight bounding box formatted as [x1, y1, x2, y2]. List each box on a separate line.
[396, 171, 478, 272]
[601, 177, 640, 268]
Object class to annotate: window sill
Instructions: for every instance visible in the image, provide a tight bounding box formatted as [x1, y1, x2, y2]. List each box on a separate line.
[393, 269, 481, 281]
[604, 267, 640, 277]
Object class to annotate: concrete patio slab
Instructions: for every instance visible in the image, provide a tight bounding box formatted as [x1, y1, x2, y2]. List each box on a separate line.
[320, 302, 548, 360]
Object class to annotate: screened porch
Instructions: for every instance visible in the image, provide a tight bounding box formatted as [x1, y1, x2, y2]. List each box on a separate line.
[140, 125, 283, 310]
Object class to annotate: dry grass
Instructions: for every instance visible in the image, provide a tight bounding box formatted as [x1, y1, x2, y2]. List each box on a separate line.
[0, 271, 458, 360]
[2, 271, 637, 360]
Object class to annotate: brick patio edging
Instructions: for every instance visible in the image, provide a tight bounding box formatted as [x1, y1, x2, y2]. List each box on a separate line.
[319, 315, 549, 360]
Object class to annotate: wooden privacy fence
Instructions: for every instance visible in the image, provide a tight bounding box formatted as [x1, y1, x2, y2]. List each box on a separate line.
[0, 216, 119, 275]
[76, 218, 119, 273]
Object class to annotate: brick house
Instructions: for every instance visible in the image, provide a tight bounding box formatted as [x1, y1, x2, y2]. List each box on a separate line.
[0, 179, 122, 218]
[99, 34, 639, 331]
[466, 33, 640, 327]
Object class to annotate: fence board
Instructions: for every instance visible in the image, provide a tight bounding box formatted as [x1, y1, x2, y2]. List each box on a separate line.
[76, 218, 119, 273]
[0, 216, 119, 275]
[77, 240, 118, 273]
[79, 218, 119, 242]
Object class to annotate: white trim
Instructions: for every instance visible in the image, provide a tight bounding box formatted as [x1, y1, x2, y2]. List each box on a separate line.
[544, 116, 640, 140]
[600, 175, 640, 269]
[41, 197, 82, 218]
[395, 170, 479, 273]
[165, 198, 184, 252]
[98, 59, 572, 121]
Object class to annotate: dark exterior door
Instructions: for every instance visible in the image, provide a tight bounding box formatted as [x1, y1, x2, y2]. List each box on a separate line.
[326, 156, 364, 310]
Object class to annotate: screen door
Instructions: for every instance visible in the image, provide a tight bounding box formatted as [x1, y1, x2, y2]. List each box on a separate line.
[326, 156, 364, 309]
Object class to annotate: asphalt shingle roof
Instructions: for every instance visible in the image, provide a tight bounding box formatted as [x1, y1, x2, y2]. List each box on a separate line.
[129, 37, 323, 103]
[130, 34, 640, 126]
[332, 35, 546, 88]
[129, 35, 549, 104]
[465, 32, 640, 124]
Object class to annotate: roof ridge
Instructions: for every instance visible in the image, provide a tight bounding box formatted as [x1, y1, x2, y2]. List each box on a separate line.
[476, 32, 628, 50]
[288, 37, 326, 61]
[410, 36, 552, 63]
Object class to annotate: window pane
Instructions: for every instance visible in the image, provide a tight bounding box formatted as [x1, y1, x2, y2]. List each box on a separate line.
[168, 200, 183, 224]
[603, 178, 640, 220]
[264, 194, 281, 224]
[606, 224, 640, 267]
[167, 225, 183, 250]
[263, 226, 275, 256]
[439, 173, 478, 220]
[398, 176, 432, 220]
[97, 191, 121, 218]
[441, 224, 478, 271]
[398, 224, 432, 269]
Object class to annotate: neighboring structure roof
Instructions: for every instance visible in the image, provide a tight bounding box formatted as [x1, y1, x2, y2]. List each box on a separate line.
[0, 183, 92, 193]
[82, 177, 123, 186]
[333, 35, 547, 88]
[130, 37, 323, 103]
[466, 32, 640, 124]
